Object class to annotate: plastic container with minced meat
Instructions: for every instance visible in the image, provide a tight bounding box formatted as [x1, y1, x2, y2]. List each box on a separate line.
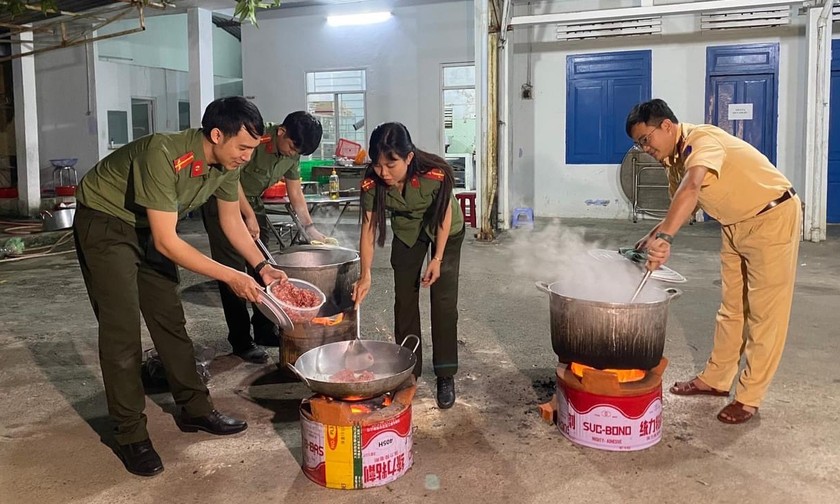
[267, 278, 326, 323]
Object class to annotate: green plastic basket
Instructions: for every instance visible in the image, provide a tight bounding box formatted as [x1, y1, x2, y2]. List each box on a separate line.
[299, 159, 330, 181]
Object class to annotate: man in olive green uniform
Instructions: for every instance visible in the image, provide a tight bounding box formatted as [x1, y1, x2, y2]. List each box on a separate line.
[201, 112, 324, 363]
[353, 122, 465, 409]
[73, 97, 287, 477]
[626, 99, 800, 425]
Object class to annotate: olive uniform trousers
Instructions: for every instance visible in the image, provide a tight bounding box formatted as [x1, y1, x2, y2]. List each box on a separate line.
[391, 225, 465, 378]
[73, 205, 213, 445]
[200, 196, 275, 351]
[698, 196, 801, 407]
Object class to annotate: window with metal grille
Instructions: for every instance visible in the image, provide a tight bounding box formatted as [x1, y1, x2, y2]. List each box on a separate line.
[305, 70, 366, 160]
[566, 50, 651, 164]
[442, 64, 476, 155]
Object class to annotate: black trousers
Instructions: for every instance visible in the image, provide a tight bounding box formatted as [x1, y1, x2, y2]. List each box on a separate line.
[390, 226, 464, 378]
[200, 196, 274, 351]
[73, 205, 213, 445]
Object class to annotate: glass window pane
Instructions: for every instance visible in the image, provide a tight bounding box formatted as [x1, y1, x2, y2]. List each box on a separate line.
[337, 93, 366, 146]
[306, 70, 366, 93]
[443, 65, 475, 87]
[131, 99, 154, 140]
[443, 89, 475, 154]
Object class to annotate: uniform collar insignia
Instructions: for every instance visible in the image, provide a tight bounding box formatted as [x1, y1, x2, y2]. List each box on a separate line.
[410, 176, 420, 188]
[190, 160, 206, 177]
[421, 168, 446, 182]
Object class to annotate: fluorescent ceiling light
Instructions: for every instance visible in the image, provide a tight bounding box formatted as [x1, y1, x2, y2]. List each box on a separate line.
[327, 11, 392, 27]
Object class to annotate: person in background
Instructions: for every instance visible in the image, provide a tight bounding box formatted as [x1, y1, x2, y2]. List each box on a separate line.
[201, 111, 324, 364]
[73, 96, 288, 477]
[626, 98, 800, 425]
[352, 122, 465, 409]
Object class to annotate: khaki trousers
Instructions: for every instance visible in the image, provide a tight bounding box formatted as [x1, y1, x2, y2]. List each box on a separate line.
[698, 196, 801, 407]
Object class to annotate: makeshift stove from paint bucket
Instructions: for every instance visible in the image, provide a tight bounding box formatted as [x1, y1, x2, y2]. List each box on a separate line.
[540, 358, 668, 452]
[299, 377, 416, 489]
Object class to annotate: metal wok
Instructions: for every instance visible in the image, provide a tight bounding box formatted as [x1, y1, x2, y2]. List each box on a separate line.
[287, 335, 420, 400]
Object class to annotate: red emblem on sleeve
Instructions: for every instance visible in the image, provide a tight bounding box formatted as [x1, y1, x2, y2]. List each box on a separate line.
[361, 178, 376, 192]
[190, 161, 206, 177]
[421, 168, 445, 182]
[173, 152, 195, 173]
[260, 134, 275, 154]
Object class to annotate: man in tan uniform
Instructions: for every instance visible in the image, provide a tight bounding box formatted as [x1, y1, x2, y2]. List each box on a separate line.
[74, 97, 288, 476]
[625, 99, 800, 424]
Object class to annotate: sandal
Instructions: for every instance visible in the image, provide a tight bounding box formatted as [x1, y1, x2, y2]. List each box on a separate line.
[717, 401, 758, 424]
[669, 378, 729, 397]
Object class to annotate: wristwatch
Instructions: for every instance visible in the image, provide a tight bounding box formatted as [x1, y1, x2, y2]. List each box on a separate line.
[254, 259, 270, 274]
[655, 231, 674, 244]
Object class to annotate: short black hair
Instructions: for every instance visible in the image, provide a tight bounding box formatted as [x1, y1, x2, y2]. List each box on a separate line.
[281, 111, 323, 156]
[201, 96, 264, 141]
[625, 99, 679, 138]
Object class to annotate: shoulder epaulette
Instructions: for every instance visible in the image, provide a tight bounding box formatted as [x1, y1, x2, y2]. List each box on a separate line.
[361, 178, 376, 192]
[421, 168, 445, 182]
[173, 152, 195, 173]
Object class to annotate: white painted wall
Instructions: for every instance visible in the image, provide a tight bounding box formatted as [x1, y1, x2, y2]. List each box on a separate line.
[509, 8, 808, 220]
[33, 12, 241, 179]
[34, 45, 99, 187]
[241, 0, 475, 155]
[93, 60, 190, 164]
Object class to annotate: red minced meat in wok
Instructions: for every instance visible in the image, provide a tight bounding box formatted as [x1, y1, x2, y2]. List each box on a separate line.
[329, 369, 376, 382]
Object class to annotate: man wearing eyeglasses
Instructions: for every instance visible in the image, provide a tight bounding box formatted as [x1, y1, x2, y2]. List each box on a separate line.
[625, 98, 800, 425]
[201, 111, 325, 364]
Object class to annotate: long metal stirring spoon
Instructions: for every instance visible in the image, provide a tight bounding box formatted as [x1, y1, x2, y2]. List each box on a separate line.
[630, 269, 653, 303]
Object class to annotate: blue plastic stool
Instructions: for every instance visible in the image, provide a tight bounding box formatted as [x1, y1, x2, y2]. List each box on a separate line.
[511, 207, 534, 229]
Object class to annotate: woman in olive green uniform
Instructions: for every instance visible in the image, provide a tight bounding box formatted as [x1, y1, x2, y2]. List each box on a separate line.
[73, 97, 287, 477]
[352, 122, 465, 409]
[201, 112, 324, 363]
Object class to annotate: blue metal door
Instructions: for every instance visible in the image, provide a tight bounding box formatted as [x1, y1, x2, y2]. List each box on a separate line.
[706, 44, 778, 165]
[827, 41, 840, 222]
[708, 75, 774, 162]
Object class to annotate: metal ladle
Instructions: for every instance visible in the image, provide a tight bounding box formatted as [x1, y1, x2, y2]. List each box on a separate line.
[343, 307, 376, 372]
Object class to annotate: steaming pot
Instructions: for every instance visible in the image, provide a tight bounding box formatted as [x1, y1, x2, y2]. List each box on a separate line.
[536, 281, 681, 370]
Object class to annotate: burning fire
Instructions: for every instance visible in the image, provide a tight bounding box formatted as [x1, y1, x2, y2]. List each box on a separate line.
[311, 313, 345, 326]
[348, 394, 393, 415]
[570, 362, 646, 383]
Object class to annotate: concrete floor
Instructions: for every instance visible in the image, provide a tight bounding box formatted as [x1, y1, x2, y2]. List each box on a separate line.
[1, 214, 838, 504]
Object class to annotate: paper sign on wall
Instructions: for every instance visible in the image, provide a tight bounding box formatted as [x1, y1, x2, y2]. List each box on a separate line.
[728, 103, 753, 120]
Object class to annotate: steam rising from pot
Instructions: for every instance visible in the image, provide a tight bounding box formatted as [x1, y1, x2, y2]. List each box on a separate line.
[511, 221, 661, 303]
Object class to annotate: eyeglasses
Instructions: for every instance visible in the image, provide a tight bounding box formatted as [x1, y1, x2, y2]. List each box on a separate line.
[633, 122, 662, 150]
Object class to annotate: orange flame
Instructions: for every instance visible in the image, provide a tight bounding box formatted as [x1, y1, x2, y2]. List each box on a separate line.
[570, 362, 646, 383]
[311, 313, 345, 326]
[350, 404, 371, 415]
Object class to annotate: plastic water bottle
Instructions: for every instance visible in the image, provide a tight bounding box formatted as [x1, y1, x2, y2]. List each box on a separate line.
[329, 168, 340, 200]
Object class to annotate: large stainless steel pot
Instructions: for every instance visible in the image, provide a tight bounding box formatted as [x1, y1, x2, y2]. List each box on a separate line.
[272, 245, 360, 316]
[536, 281, 681, 370]
[287, 336, 420, 400]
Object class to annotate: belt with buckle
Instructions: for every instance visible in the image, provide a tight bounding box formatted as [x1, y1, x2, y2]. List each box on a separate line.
[757, 188, 795, 215]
